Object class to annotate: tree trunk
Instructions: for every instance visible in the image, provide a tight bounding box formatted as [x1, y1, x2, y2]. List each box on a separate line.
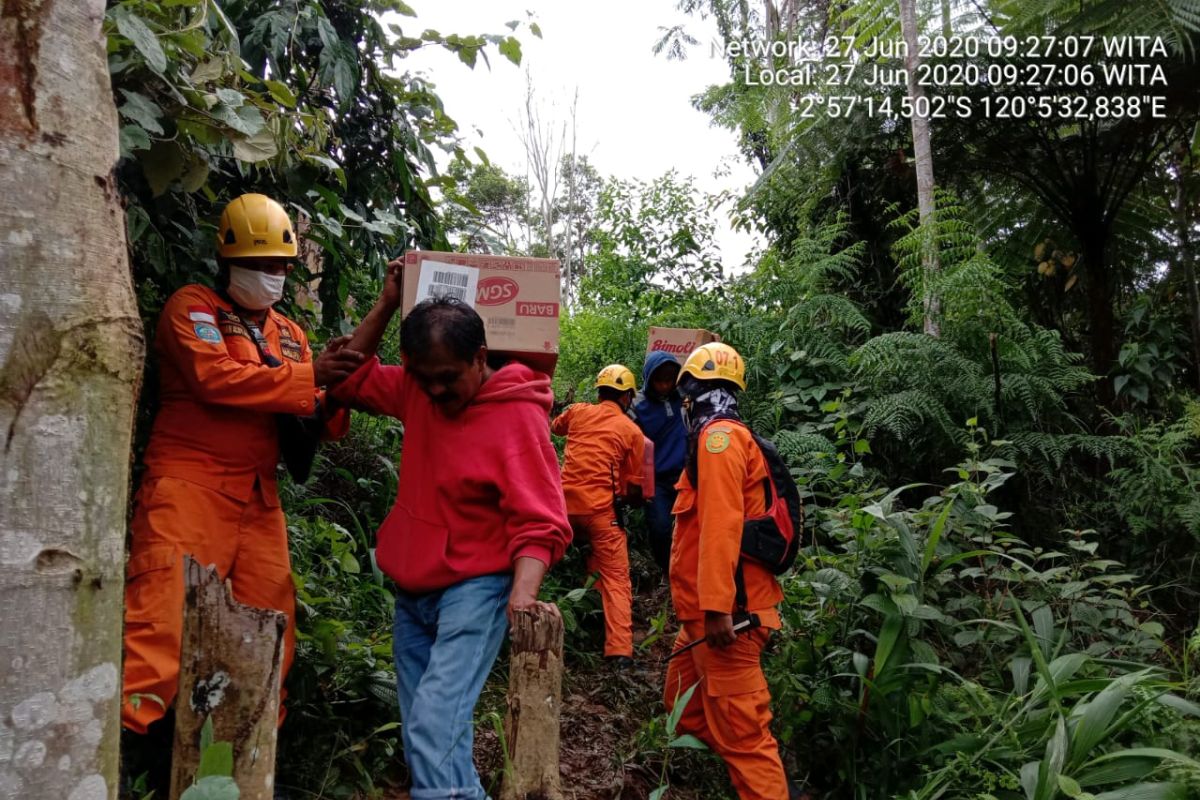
[169, 558, 286, 800]
[498, 609, 564, 800]
[899, 0, 941, 337]
[0, 2, 143, 798]
[1082, 235, 1116, 403]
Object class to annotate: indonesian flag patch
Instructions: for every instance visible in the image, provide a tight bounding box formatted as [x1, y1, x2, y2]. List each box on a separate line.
[187, 306, 216, 324]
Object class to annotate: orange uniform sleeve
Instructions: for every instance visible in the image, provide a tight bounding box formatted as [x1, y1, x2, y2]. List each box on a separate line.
[159, 288, 316, 414]
[550, 404, 575, 437]
[695, 429, 751, 614]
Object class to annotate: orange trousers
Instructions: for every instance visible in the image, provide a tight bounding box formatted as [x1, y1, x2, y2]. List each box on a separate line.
[664, 622, 788, 800]
[570, 510, 633, 658]
[122, 476, 296, 734]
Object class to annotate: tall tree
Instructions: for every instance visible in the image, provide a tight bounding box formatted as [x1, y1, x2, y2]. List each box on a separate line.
[0, 1, 144, 798]
[899, 0, 941, 337]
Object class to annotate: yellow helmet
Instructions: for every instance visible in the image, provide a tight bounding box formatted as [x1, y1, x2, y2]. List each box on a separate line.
[217, 193, 298, 259]
[678, 342, 746, 390]
[595, 364, 637, 393]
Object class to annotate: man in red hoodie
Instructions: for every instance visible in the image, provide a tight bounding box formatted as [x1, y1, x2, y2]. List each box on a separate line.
[332, 261, 571, 800]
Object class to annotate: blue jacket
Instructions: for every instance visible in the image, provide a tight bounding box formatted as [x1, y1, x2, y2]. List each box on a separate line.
[632, 350, 687, 476]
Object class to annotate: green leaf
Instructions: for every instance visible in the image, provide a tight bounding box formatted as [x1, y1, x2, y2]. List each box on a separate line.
[649, 788, 667, 800]
[874, 613, 903, 675]
[339, 550, 361, 574]
[118, 90, 164, 135]
[200, 717, 214, 754]
[668, 734, 708, 750]
[215, 88, 244, 108]
[921, 501, 952, 576]
[665, 682, 699, 737]
[180, 776, 239, 800]
[530, 22, 542, 38]
[1155, 693, 1200, 717]
[1011, 656, 1032, 695]
[139, 141, 186, 197]
[1094, 783, 1185, 800]
[1077, 758, 1158, 787]
[1085, 748, 1200, 772]
[263, 80, 296, 108]
[197, 740, 233, 779]
[1037, 716, 1069, 800]
[1021, 760, 1040, 800]
[231, 129, 277, 163]
[213, 103, 265, 136]
[498, 36, 522, 65]
[113, 8, 167, 73]
[181, 160, 210, 193]
[191, 58, 226, 84]
[389, 0, 417, 16]
[1058, 775, 1084, 797]
[119, 125, 151, 156]
[1070, 676, 1134, 767]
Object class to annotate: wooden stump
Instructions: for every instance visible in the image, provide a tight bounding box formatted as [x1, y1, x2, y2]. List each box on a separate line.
[498, 608, 565, 800]
[169, 556, 287, 800]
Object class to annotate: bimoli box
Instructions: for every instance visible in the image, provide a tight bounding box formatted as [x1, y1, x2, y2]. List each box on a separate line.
[647, 326, 720, 362]
[402, 250, 561, 374]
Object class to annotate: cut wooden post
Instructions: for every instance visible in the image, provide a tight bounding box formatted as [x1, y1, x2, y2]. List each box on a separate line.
[499, 608, 565, 800]
[169, 556, 287, 800]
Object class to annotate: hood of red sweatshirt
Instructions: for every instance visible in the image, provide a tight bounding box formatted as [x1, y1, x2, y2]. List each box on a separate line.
[473, 362, 553, 411]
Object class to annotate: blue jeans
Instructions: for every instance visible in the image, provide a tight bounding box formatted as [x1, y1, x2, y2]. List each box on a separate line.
[647, 471, 680, 573]
[392, 573, 513, 800]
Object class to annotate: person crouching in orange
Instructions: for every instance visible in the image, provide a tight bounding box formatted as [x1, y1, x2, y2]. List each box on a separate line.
[664, 343, 790, 800]
[551, 365, 645, 668]
[120, 194, 364, 786]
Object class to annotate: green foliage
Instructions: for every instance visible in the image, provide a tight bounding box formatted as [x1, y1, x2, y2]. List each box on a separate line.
[1113, 300, 1192, 409]
[764, 423, 1198, 799]
[179, 718, 239, 800]
[1105, 408, 1200, 546]
[579, 171, 725, 318]
[107, 0, 536, 332]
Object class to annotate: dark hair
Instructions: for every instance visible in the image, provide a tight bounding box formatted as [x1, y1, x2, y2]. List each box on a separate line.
[598, 386, 632, 403]
[400, 296, 487, 362]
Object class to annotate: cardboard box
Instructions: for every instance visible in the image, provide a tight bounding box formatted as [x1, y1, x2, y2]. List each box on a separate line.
[646, 326, 720, 362]
[402, 250, 561, 374]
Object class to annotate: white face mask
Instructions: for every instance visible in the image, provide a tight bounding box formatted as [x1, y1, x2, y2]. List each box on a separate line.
[227, 265, 286, 310]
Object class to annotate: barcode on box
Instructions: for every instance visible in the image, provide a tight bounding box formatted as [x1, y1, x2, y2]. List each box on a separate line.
[430, 285, 467, 302]
[487, 317, 516, 328]
[416, 261, 480, 308]
[432, 271, 469, 289]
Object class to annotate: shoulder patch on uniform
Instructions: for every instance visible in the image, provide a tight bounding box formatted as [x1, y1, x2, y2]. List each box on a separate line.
[705, 430, 730, 454]
[193, 322, 222, 344]
[187, 305, 216, 324]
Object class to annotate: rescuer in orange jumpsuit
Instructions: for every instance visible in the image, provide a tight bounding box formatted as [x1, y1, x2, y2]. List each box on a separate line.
[664, 342, 790, 800]
[121, 194, 364, 744]
[551, 365, 645, 667]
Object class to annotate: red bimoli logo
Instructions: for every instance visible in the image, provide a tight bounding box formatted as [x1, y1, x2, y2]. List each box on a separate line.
[651, 339, 695, 354]
[476, 276, 519, 306]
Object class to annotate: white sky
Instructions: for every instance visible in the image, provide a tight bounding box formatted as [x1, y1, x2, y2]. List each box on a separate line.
[393, 0, 765, 270]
